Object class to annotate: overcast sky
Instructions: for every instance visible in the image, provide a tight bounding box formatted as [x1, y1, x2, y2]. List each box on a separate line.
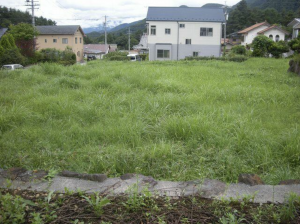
[0, 0, 241, 28]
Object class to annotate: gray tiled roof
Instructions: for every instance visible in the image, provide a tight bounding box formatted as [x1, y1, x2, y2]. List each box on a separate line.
[36, 25, 83, 35]
[0, 28, 8, 39]
[146, 7, 225, 22]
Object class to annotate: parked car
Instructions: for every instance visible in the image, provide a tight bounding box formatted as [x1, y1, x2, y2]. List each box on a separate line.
[127, 54, 141, 61]
[1, 64, 24, 70]
[87, 55, 96, 61]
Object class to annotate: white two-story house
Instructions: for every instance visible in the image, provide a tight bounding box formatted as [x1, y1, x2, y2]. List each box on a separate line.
[146, 6, 225, 61]
[288, 18, 300, 39]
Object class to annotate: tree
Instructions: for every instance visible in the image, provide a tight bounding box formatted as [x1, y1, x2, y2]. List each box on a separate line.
[9, 23, 39, 57]
[0, 35, 12, 49]
[0, 48, 25, 66]
[252, 35, 273, 57]
[6, 34, 16, 48]
[268, 41, 289, 58]
[9, 23, 39, 41]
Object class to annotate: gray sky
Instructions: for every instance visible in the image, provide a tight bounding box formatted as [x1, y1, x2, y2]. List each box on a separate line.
[0, 0, 240, 28]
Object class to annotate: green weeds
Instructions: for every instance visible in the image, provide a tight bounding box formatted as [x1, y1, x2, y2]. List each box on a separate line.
[0, 59, 300, 183]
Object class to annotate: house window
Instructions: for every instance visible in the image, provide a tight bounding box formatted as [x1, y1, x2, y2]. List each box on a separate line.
[75, 37, 78, 44]
[53, 39, 57, 43]
[62, 38, 68, 44]
[193, 52, 198, 57]
[179, 24, 185, 28]
[185, 39, 191, 44]
[165, 28, 171, 34]
[269, 35, 273, 40]
[45, 39, 47, 43]
[157, 49, 170, 58]
[200, 28, 213, 36]
[151, 26, 156, 35]
[275, 35, 280, 42]
[80, 37, 82, 43]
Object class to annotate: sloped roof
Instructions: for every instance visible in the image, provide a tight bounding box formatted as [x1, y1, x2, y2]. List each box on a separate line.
[288, 18, 300, 27]
[257, 25, 289, 35]
[36, 25, 84, 35]
[146, 7, 225, 22]
[84, 44, 117, 53]
[0, 28, 8, 39]
[238, 22, 270, 34]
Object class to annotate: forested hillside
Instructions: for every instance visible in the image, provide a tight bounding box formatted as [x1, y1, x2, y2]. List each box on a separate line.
[0, 6, 56, 28]
[227, 0, 300, 34]
[245, 0, 300, 12]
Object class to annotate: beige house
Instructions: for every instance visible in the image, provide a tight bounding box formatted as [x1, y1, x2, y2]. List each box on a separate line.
[35, 25, 84, 62]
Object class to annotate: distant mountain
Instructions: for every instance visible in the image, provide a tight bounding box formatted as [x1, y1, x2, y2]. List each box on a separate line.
[83, 25, 112, 34]
[201, 3, 224, 8]
[109, 19, 146, 33]
[234, 0, 300, 12]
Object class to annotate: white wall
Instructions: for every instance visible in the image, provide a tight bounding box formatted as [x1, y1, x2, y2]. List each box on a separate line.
[264, 29, 285, 42]
[242, 25, 269, 45]
[147, 21, 222, 46]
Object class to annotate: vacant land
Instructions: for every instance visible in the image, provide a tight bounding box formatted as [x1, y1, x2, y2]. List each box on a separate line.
[0, 59, 299, 184]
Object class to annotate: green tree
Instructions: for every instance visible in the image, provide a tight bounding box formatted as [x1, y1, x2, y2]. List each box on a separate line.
[0, 35, 12, 49]
[0, 48, 25, 66]
[9, 23, 39, 41]
[0, 46, 4, 58]
[6, 34, 16, 48]
[252, 35, 273, 57]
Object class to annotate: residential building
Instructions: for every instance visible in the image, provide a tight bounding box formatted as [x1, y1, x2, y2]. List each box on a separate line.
[83, 44, 117, 59]
[238, 22, 288, 45]
[35, 25, 84, 62]
[288, 18, 300, 39]
[133, 33, 149, 54]
[146, 6, 225, 61]
[0, 27, 8, 39]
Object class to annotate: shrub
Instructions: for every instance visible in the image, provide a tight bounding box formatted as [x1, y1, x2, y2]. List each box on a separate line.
[37, 48, 76, 66]
[288, 34, 300, 54]
[0, 48, 25, 66]
[184, 55, 248, 62]
[104, 51, 129, 61]
[268, 41, 289, 58]
[231, 45, 246, 55]
[252, 35, 273, 57]
[139, 54, 148, 61]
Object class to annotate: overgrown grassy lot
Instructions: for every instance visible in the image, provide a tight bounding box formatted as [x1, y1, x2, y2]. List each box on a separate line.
[0, 59, 299, 184]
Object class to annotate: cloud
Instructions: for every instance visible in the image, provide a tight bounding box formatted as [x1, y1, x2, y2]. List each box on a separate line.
[0, 0, 240, 28]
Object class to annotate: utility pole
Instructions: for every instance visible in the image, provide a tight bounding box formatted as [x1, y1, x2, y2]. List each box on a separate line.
[25, 0, 39, 51]
[104, 15, 107, 54]
[25, 0, 39, 27]
[223, 1, 228, 56]
[128, 27, 131, 53]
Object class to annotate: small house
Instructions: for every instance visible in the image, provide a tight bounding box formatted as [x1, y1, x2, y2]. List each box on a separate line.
[288, 18, 300, 39]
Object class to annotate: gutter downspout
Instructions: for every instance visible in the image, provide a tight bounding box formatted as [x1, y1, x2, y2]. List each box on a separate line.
[177, 21, 179, 61]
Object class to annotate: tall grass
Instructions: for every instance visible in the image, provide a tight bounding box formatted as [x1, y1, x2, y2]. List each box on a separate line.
[0, 59, 299, 184]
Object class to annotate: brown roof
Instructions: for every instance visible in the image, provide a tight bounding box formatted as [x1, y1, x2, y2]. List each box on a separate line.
[238, 22, 270, 34]
[84, 44, 117, 53]
[257, 25, 290, 35]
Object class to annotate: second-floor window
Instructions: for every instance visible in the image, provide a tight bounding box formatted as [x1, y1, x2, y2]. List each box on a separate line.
[75, 37, 78, 44]
[179, 24, 185, 28]
[53, 39, 57, 43]
[151, 26, 156, 35]
[80, 37, 82, 43]
[186, 39, 191, 44]
[165, 28, 171, 34]
[200, 28, 213, 36]
[62, 38, 68, 44]
[45, 39, 47, 43]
